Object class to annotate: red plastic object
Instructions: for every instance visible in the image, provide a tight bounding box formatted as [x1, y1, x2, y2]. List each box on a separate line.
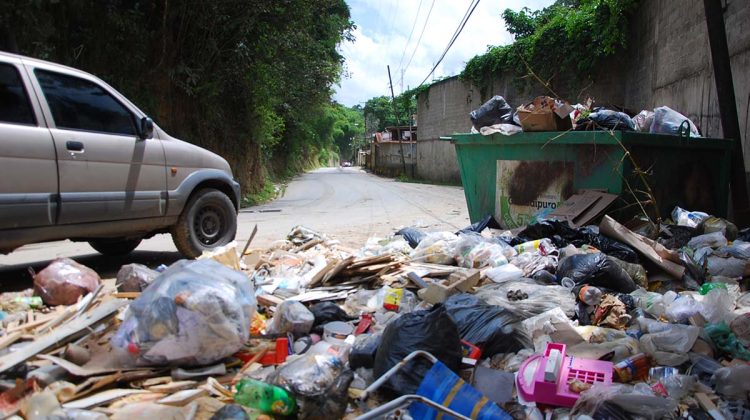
[460, 340, 481, 361]
[516, 342, 613, 408]
[354, 314, 373, 335]
[235, 338, 289, 365]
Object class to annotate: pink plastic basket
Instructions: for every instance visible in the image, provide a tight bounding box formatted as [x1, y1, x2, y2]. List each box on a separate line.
[516, 342, 613, 408]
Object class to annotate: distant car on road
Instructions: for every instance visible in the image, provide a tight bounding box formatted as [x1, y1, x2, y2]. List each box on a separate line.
[341, 161, 352, 167]
[0, 51, 239, 257]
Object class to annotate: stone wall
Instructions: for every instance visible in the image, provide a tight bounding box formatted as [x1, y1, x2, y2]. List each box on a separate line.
[415, 0, 750, 182]
[371, 141, 416, 177]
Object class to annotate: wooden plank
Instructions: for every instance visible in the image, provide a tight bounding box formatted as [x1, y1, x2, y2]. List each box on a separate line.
[0, 299, 127, 373]
[257, 294, 284, 308]
[347, 254, 394, 269]
[38, 354, 142, 377]
[62, 389, 148, 409]
[0, 331, 23, 350]
[112, 292, 141, 299]
[322, 256, 356, 284]
[307, 259, 338, 288]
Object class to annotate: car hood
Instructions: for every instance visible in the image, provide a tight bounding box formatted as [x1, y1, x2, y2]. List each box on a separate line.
[156, 127, 233, 176]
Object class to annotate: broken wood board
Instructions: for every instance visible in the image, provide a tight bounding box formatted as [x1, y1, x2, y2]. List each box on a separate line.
[158, 388, 209, 406]
[0, 298, 127, 374]
[322, 256, 356, 284]
[599, 215, 685, 279]
[37, 354, 143, 377]
[62, 389, 149, 409]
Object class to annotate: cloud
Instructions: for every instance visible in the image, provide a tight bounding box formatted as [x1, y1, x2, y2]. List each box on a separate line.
[334, 0, 554, 107]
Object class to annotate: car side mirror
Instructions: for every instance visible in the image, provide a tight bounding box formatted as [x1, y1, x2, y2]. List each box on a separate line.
[138, 117, 154, 140]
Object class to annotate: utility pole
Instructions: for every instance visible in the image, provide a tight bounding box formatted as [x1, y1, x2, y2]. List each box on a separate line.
[387, 65, 407, 176]
[703, 0, 749, 224]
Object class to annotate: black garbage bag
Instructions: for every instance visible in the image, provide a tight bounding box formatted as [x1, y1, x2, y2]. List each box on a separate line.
[470, 95, 518, 130]
[737, 228, 750, 242]
[556, 253, 637, 293]
[658, 224, 698, 249]
[299, 369, 354, 420]
[457, 214, 501, 235]
[349, 333, 382, 369]
[513, 220, 639, 263]
[373, 305, 462, 396]
[575, 109, 635, 131]
[444, 294, 530, 356]
[396, 227, 427, 248]
[309, 302, 355, 334]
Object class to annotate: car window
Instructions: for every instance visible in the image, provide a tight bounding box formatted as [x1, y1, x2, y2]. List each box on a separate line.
[35, 69, 135, 136]
[0, 63, 36, 125]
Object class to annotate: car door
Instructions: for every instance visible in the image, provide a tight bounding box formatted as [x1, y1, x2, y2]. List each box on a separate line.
[0, 61, 58, 230]
[30, 67, 166, 225]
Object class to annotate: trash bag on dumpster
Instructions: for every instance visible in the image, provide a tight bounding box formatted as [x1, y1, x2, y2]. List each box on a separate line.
[373, 305, 462, 396]
[270, 352, 343, 397]
[650, 106, 700, 137]
[33, 258, 100, 306]
[575, 109, 635, 131]
[410, 232, 459, 264]
[556, 253, 637, 293]
[112, 259, 256, 366]
[475, 280, 576, 318]
[457, 214, 501, 235]
[444, 294, 529, 356]
[470, 95, 517, 130]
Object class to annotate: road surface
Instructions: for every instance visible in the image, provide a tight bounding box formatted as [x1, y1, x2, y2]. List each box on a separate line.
[0, 167, 469, 287]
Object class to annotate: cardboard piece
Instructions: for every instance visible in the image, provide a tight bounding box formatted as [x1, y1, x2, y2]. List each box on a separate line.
[599, 215, 685, 279]
[417, 269, 480, 304]
[548, 189, 618, 228]
[516, 96, 573, 132]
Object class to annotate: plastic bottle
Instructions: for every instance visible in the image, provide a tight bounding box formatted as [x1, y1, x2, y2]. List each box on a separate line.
[613, 353, 651, 382]
[699, 282, 728, 295]
[234, 379, 296, 416]
[578, 285, 602, 306]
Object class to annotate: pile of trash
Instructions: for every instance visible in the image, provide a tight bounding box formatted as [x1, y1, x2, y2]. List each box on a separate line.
[1, 207, 750, 419]
[470, 94, 701, 137]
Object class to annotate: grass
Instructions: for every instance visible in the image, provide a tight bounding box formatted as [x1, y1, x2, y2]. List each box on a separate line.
[395, 173, 462, 187]
[241, 177, 281, 207]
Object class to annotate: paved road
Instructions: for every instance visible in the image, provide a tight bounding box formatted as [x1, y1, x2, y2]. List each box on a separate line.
[0, 167, 469, 287]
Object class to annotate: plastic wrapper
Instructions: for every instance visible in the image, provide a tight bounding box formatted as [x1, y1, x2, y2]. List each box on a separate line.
[344, 286, 416, 314]
[454, 234, 510, 268]
[572, 383, 678, 420]
[373, 305, 462, 396]
[33, 258, 100, 306]
[267, 300, 314, 336]
[287, 225, 327, 245]
[688, 231, 728, 249]
[705, 322, 750, 361]
[631, 288, 667, 317]
[410, 231, 458, 264]
[650, 106, 700, 137]
[638, 318, 700, 366]
[111, 259, 256, 366]
[116, 263, 158, 293]
[510, 251, 557, 277]
[664, 295, 702, 323]
[443, 293, 529, 356]
[269, 352, 343, 397]
[469, 95, 517, 130]
[297, 369, 353, 419]
[633, 110, 654, 132]
[700, 288, 734, 324]
[713, 365, 750, 400]
[609, 256, 647, 288]
[474, 279, 576, 318]
[716, 240, 750, 259]
[707, 256, 747, 278]
[359, 236, 413, 257]
[556, 253, 637, 293]
[671, 206, 709, 227]
[486, 264, 523, 283]
[395, 227, 427, 248]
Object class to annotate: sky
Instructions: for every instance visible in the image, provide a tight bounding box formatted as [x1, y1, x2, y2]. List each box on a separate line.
[333, 0, 555, 107]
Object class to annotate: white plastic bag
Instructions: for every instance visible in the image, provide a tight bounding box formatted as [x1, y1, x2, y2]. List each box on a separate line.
[112, 259, 256, 366]
[454, 234, 509, 268]
[650, 106, 700, 137]
[410, 232, 458, 264]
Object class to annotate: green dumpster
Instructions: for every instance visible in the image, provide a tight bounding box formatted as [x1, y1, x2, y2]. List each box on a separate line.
[444, 131, 732, 227]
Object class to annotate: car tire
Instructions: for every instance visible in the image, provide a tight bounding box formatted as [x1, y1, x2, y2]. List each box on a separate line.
[171, 188, 237, 258]
[89, 237, 142, 256]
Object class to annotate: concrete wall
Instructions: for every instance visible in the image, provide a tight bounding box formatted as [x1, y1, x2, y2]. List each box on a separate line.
[371, 141, 416, 177]
[416, 0, 750, 182]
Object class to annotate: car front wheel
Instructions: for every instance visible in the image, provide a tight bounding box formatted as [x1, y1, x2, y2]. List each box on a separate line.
[89, 237, 142, 256]
[171, 188, 237, 258]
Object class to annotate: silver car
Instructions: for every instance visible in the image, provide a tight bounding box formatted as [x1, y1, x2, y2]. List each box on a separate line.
[0, 51, 239, 258]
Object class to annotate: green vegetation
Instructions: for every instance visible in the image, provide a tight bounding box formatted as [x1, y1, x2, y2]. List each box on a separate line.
[0, 0, 357, 196]
[461, 0, 639, 96]
[364, 94, 416, 133]
[241, 177, 280, 207]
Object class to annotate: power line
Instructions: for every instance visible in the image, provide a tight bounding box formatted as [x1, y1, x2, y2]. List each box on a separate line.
[396, 0, 425, 72]
[417, 0, 481, 87]
[402, 0, 437, 80]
